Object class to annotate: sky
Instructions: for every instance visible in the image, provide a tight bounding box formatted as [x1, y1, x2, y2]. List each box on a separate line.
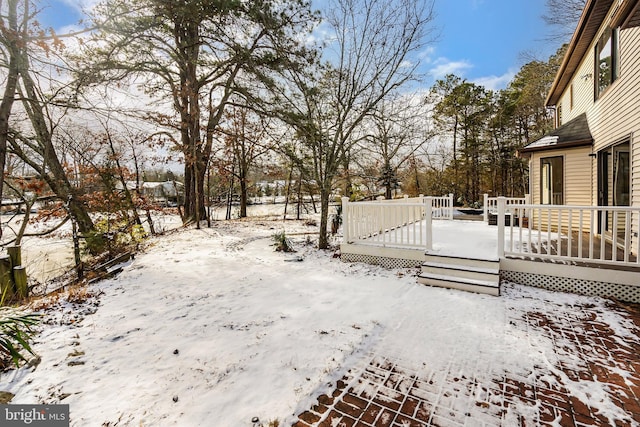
[428, 0, 559, 89]
[37, 0, 562, 91]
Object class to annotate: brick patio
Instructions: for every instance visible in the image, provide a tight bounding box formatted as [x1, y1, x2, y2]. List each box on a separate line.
[294, 286, 640, 427]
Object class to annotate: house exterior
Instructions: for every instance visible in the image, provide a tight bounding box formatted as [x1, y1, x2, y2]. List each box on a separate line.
[520, 0, 640, 239]
[339, 0, 640, 302]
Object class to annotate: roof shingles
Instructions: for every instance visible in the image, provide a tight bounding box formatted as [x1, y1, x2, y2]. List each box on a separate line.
[520, 113, 593, 153]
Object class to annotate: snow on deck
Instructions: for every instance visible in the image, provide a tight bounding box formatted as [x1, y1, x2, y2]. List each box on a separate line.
[355, 218, 536, 260]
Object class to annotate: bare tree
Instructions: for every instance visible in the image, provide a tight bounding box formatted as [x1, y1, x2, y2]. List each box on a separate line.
[542, 0, 586, 42]
[1, 0, 95, 235]
[360, 98, 433, 199]
[278, 0, 436, 249]
[0, 0, 25, 239]
[218, 103, 277, 218]
[79, 0, 318, 227]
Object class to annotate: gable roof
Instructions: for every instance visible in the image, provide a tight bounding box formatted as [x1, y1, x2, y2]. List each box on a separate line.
[546, 0, 613, 107]
[612, 0, 640, 29]
[547, 0, 640, 107]
[520, 113, 593, 153]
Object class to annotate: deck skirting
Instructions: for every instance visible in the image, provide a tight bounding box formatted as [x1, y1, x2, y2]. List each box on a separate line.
[341, 242, 640, 303]
[340, 243, 424, 268]
[501, 258, 640, 303]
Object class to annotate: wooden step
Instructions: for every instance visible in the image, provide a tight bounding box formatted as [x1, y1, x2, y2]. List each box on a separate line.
[418, 272, 500, 296]
[419, 253, 500, 296]
[421, 261, 499, 282]
[424, 253, 499, 270]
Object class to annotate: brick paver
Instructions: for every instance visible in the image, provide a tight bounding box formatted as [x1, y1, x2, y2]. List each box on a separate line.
[294, 285, 640, 427]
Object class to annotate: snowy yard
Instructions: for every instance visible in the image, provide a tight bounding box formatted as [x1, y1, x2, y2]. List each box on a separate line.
[3, 219, 640, 426]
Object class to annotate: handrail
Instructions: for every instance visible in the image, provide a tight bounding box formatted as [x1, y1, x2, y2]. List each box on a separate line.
[343, 195, 639, 268]
[499, 201, 639, 266]
[341, 194, 453, 250]
[483, 193, 530, 222]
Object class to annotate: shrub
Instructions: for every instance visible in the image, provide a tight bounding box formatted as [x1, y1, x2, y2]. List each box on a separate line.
[0, 307, 39, 369]
[272, 231, 295, 252]
[85, 218, 147, 255]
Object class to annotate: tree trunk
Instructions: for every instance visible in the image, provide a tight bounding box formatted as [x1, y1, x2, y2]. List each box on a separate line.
[239, 171, 248, 218]
[0, 0, 21, 240]
[7, 246, 21, 269]
[109, 135, 142, 227]
[225, 164, 235, 220]
[318, 186, 331, 249]
[296, 172, 303, 220]
[176, 17, 204, 225]
[283, 163, 294, 220]
[183, 157, 207, 223]
[12, 40, 95, 234]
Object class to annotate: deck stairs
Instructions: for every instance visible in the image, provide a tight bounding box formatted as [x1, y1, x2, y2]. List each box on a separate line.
[418, 254, 500, 296]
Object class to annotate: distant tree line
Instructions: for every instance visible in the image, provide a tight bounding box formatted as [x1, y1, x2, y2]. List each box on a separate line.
[0, 0, 577, 261]
[422, 47, 565, 206]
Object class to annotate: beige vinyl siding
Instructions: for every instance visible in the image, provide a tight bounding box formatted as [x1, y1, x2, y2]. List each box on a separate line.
[589, 26, 640, 150]
[529, 147, 592, 205]
[589, 26, 640, 253]
[528, 146, 593, 230]
[550, 17, 640, 250]
[556, 22, 640, 198]
[557, 43, 597, 124]
[565, 148, 594, 206]
[557, 16, 640, 145]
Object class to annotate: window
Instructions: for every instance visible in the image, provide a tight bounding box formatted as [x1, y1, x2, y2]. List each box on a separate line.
[595, 27, 619, 99]
[541, 156, 563, 204]
[613, 146, 630, 206]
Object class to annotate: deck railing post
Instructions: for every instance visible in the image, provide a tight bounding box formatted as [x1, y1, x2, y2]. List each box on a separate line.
[448, 193, 454, 219]
[341, 197, 350, 243]
[425, 196, 433, 251]
[483, 193, 489, 222]
[497, 196, 506, 258]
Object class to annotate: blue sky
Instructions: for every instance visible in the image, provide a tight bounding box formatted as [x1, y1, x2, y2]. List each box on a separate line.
[37, 0, 562, 91]
[429, 0, 559, 89]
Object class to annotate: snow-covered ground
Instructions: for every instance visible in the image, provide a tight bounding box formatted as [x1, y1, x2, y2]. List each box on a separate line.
[3, 217, 638, 426]
[0, 202, 293, 285]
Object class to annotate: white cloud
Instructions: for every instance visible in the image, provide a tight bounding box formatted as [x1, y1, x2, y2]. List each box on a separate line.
[418, 46, 436, 63]
[428, 57, 473, 80]
[471, 69, 517, 91]
[60, 0, 100, 13]
[308, 20, 336, 48]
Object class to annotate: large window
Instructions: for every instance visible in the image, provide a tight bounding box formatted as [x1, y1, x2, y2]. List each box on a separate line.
[595, 27, 619, 99]
[541, 156, 563, 204]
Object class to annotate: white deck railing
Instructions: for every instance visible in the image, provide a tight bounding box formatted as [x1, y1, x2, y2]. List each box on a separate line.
[431, 193, 455, 220]
[499, 199, 639, 266]
[342, 194, 639, 268]
[483, 194, 530, 222]
[342, 194, 453, 249]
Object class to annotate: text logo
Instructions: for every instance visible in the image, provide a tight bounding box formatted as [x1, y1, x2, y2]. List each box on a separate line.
[1, 405, 69, 427]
